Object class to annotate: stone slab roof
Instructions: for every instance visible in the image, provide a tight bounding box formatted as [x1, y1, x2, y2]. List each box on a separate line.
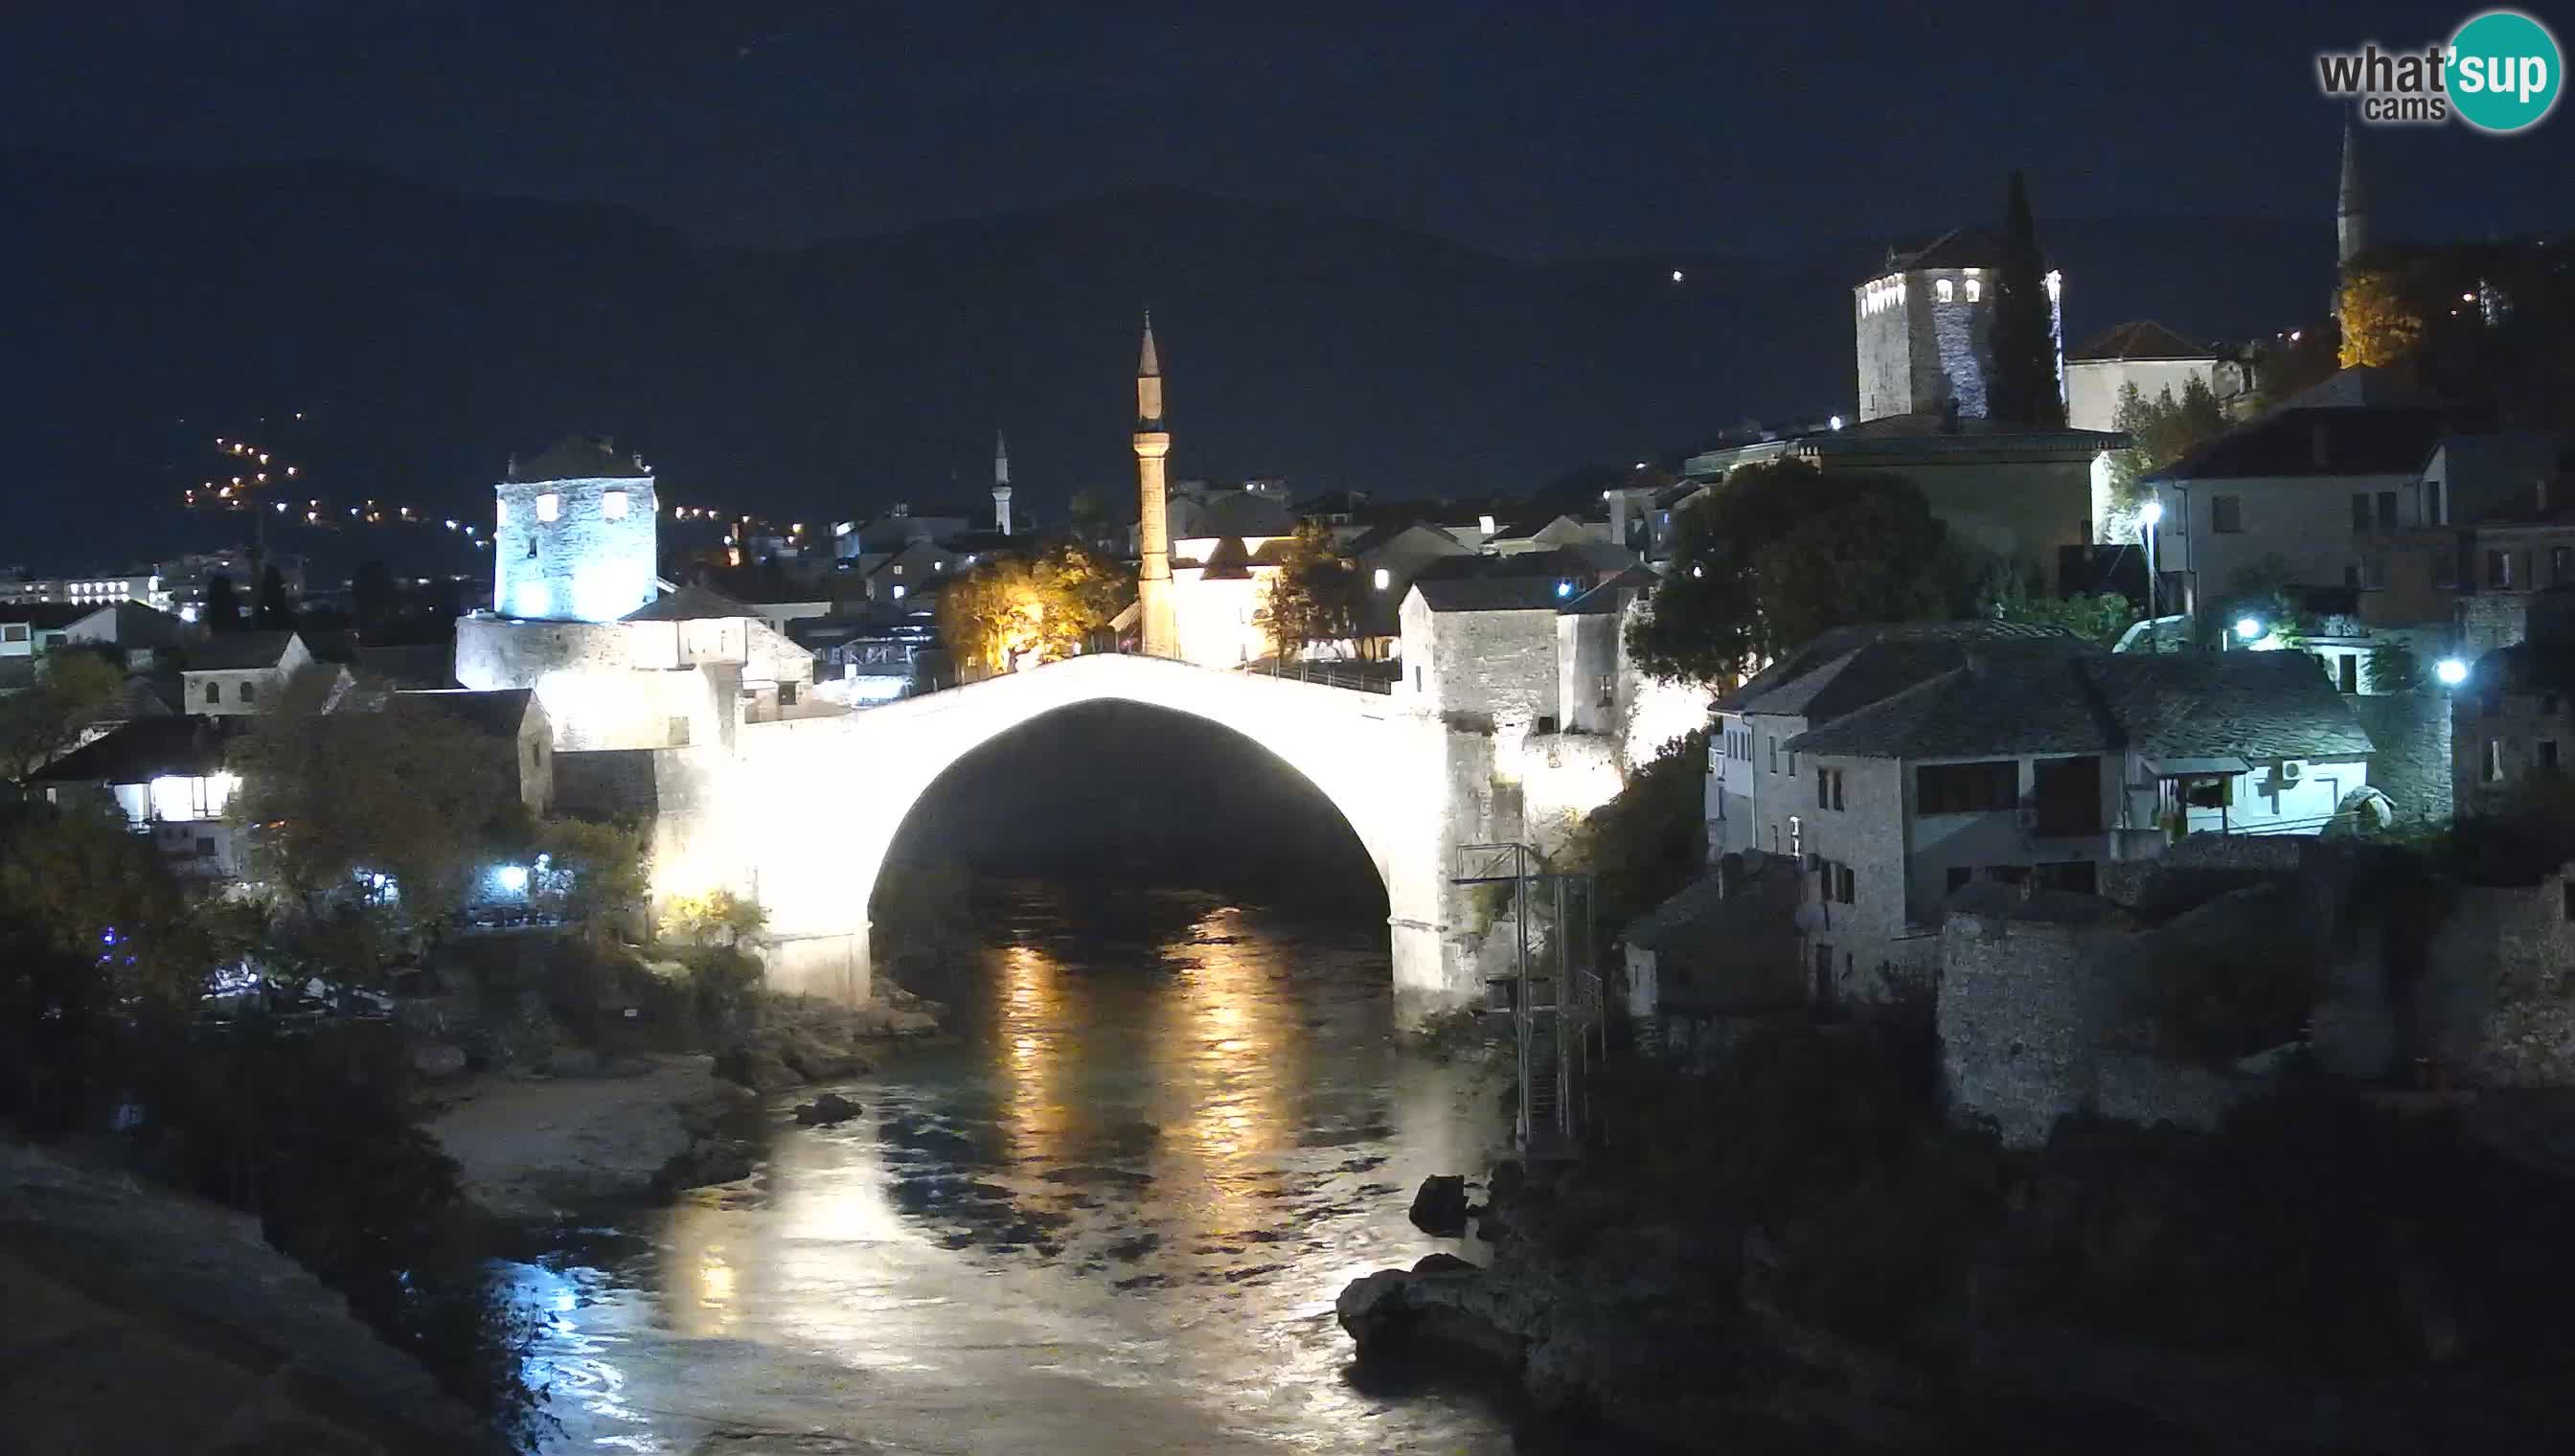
[2069, 320, 2215, 363]
[1786, 648, 2374, 762]
[34, 715, 237, 785]
[395, 687, 536, 739]
[624, 584, 756, 622]
[1413, 577, 1567, 613]
[516, 434, 650, 482]
[1717, 620, 2087, 717]
[2153, 406, 2477, 482]
[183, 629, 301, 672]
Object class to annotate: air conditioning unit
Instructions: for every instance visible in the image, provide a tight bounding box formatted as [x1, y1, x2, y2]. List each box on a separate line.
[2278, 760, 2304, 785]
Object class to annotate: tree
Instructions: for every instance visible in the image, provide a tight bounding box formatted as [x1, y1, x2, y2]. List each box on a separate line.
[2365, 641, 2425, 694]
[0, 798, 212, 1010]
[202, 573, 242, 633]
[935, 540, 1131, 675]
[351, 559, 396, 637]
[1628, 461, 1961, 684]
[1989, 170, 2065, 427]
[1981, 573, 2140, 648]
[1255, 521, 1359, 665]
[2338, 263, 2424, 370]
[2101, 376, 2228, 521]
[255, 564, 293, 629]
[658, 888, 765, 948]
[534, 816, 649, 941]
[230, 668, 511, 923]
[0, 649, 125, 790]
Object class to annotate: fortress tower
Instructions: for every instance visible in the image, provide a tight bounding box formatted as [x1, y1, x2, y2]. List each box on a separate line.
[492, 434, 658, 623]
[1133, 314, 1178, 657]
[1853, 229, 2062, 423]
[992, 429, 1014, 536]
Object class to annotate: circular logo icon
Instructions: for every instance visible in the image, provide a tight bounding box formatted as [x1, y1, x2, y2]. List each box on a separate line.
[2450, 10, 2563, 133]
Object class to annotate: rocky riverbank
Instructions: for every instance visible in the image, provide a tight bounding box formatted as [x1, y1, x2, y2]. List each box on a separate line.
[1339, 1081, 2575, 1451]
[0, 1142, 497, 1455]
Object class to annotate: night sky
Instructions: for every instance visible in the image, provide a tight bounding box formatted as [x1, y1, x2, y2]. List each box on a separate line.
[7, 1, 2571, 258]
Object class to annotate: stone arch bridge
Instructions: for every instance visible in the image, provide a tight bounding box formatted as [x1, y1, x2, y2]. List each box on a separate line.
[660, 654, 1512, 1024]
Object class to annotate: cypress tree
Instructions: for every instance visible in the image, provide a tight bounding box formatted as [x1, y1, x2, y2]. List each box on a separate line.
[202, 573, 241, 633]
[255, 564, 293, 629]
[1990, 171, 2064, 427]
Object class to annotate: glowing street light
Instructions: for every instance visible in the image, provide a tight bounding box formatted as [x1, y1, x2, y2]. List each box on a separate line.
[2435, 657, 2470, 687]
[2140, 500, 2164, 527]
[2234, 616, 2265, 642]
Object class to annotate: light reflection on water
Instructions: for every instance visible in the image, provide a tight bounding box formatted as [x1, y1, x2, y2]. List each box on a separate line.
[513, 884, 1533, 1454]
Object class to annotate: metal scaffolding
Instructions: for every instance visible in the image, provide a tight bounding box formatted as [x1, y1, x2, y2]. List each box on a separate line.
[1455, 842, 1604, 1159]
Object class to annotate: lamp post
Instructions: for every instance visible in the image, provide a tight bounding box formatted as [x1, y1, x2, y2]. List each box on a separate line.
[2140, 499, 2164, 651]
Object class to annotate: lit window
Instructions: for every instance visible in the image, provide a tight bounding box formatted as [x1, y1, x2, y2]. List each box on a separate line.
[536, 492, 560, 522]
[1374, 567, 1391, 590]
[892, 584, 907, 601]
[602, 489, 628, 520]
[1936, 279, 1954, 303]
[1965, 278, 1982, 303]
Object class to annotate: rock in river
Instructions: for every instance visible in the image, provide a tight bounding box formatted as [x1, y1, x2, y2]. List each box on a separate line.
[795, 1091, 863, 1126]
[1408, 1173, 1470, 1237]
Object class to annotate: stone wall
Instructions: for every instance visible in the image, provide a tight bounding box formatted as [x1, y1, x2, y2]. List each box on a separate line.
[2095, 1051, 2240, 1134]
[2456, 593, 2528, 661]
[493, 473, 658, 623]
[2350, 690, 2452, 826]
[2419, 874, 2575, 1087]
[1938, 895, 2125, 1149]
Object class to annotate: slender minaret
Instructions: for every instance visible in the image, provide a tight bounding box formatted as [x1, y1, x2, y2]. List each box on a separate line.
[2336, 118, 2369, 268]
[991, 429, 1014, 536]
[1133, 312, 1178, 657]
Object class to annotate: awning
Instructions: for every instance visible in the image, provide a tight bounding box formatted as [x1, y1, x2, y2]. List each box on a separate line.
[2142, 755, 2251, 778]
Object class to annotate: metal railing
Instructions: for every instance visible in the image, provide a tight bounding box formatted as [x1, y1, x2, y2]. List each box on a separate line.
[1456, 841, 1602, 1157]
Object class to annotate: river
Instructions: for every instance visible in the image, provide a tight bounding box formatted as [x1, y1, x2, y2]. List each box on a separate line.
[503, 880, 1590, 1454]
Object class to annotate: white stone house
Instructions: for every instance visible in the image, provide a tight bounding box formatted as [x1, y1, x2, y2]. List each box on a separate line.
[1782, 647, 2376, 1006]
[2062, 320, 2242, 435]
[33, 716, 246, 878]
[182, 630, 312, 716]
[1396, 577, 1565, 734]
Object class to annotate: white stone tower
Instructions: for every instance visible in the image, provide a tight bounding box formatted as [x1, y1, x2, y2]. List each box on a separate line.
[1133, 313, 1178, 658]
[492, 434, 658, 622]
[991, 429, 1014, 536]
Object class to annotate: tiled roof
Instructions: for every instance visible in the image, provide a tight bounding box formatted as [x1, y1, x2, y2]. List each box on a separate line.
[354, 643, 457, 690]
[2154, 406, 2475, 482]
[34, 715, 238, 785]
[1413, 577, 1569, 613]
[1785, 648, 2374, 762]
[2068, 321, 2215, 363]
[624, 584, 756, 622]
[395, 688, 537, 739]
[184, 630, 300, 672]
[0, 603, 90, 629]
[517, 434, 650, 482]
[1560, 565, 1661, 616]
[1198, 536, 1256, 580]
[1716, 620, 2087, 715]
[1873, 227, 2008, 277]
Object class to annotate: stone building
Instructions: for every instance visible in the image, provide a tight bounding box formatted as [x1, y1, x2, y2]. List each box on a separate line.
[2062, 320, 2245, 435]
[1853, 228, 2062, 423]
[492, 435, 659, 625]
[2452, 628, 2575, 816]
[180, 629, 311, 716]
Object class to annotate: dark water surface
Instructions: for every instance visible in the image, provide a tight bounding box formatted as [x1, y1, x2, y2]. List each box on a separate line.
[508, 882, 1584, 1454]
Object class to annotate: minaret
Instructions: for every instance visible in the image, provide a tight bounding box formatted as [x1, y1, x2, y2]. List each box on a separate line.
[2336, 118, 2369, 268]
[991, 429, 1014, 536]
[1132, 312, 1178, 658]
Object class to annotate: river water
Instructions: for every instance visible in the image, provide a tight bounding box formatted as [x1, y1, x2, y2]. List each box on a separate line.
[506, 881, 1583, 1455]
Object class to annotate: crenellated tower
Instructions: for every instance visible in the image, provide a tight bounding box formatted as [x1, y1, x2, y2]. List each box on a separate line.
[1132, 313, 1177, 657]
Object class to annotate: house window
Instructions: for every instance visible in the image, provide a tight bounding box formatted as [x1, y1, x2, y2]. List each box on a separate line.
[779, 681, 798, 707]
[2029, 755, 2104, 834]
[669, 717, 692, 746]
[2211, 495, 2243, 534]
[2351, 493, 2371, 532]
[2426, 480, 2444, 524]
[1768, 738, 1778, 774]
[2484, 739, 2503, 784]
[1413, 667, 1424, 693]
[1816, 767, 1844, 809]
[2182, 775, 2233, 808]
[1835, 863, 1856, 904]
[2377, 491, 2399, 529]
[1915, 760, 2018, 814]
[1596, 673, 1615, 708]
[204, 681, 220, 704]
[239, 681, 256, 704]
[602, 489, 629, 520]
[2541, 739, 2560, 772]
[1965, 278, 1982, 303]
[2489, 549, 2516, 589]
[1936, 279, 1955, 303]
[2361, 553, 2388, 590]
[536, 492, 560, 522]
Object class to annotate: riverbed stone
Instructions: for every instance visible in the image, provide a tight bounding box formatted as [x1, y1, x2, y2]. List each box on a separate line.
[1408, 1174, 1470, 1237]
[794, 1092, 863, 1126]
[778, 1029, 867, 1081]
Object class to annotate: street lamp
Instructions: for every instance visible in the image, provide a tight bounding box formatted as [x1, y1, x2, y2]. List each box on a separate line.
[2235, 616, 2265, 643]
[2435, 657, 2470, 687]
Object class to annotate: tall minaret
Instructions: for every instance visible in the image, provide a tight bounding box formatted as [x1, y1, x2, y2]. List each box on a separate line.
[1132, 312, 1178, 658]
[991, 429, 1014, 536]
[2336, 118, 2369, 268]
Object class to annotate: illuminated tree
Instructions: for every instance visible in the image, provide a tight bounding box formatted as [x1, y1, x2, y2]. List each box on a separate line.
[1255, 521, 1359, 665]
[657, 888, 765, 947]
[2338, 264, 2424, 369]
[935, 541, 1131, 675]
[2103, 376, 2228, 514]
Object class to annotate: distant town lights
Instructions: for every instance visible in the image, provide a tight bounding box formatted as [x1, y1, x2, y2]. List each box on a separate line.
[2436, 657, 2471, 687]
[1670, 268, 1684, 283]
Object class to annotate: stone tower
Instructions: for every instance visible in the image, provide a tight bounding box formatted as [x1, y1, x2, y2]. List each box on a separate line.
[991, 429, 1014, 536]
[1851, 230, 2058, 423]
[491, 434, 658, 623]
[1132, 313, 1178, 657]
[2336, 118, 2369, 268]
